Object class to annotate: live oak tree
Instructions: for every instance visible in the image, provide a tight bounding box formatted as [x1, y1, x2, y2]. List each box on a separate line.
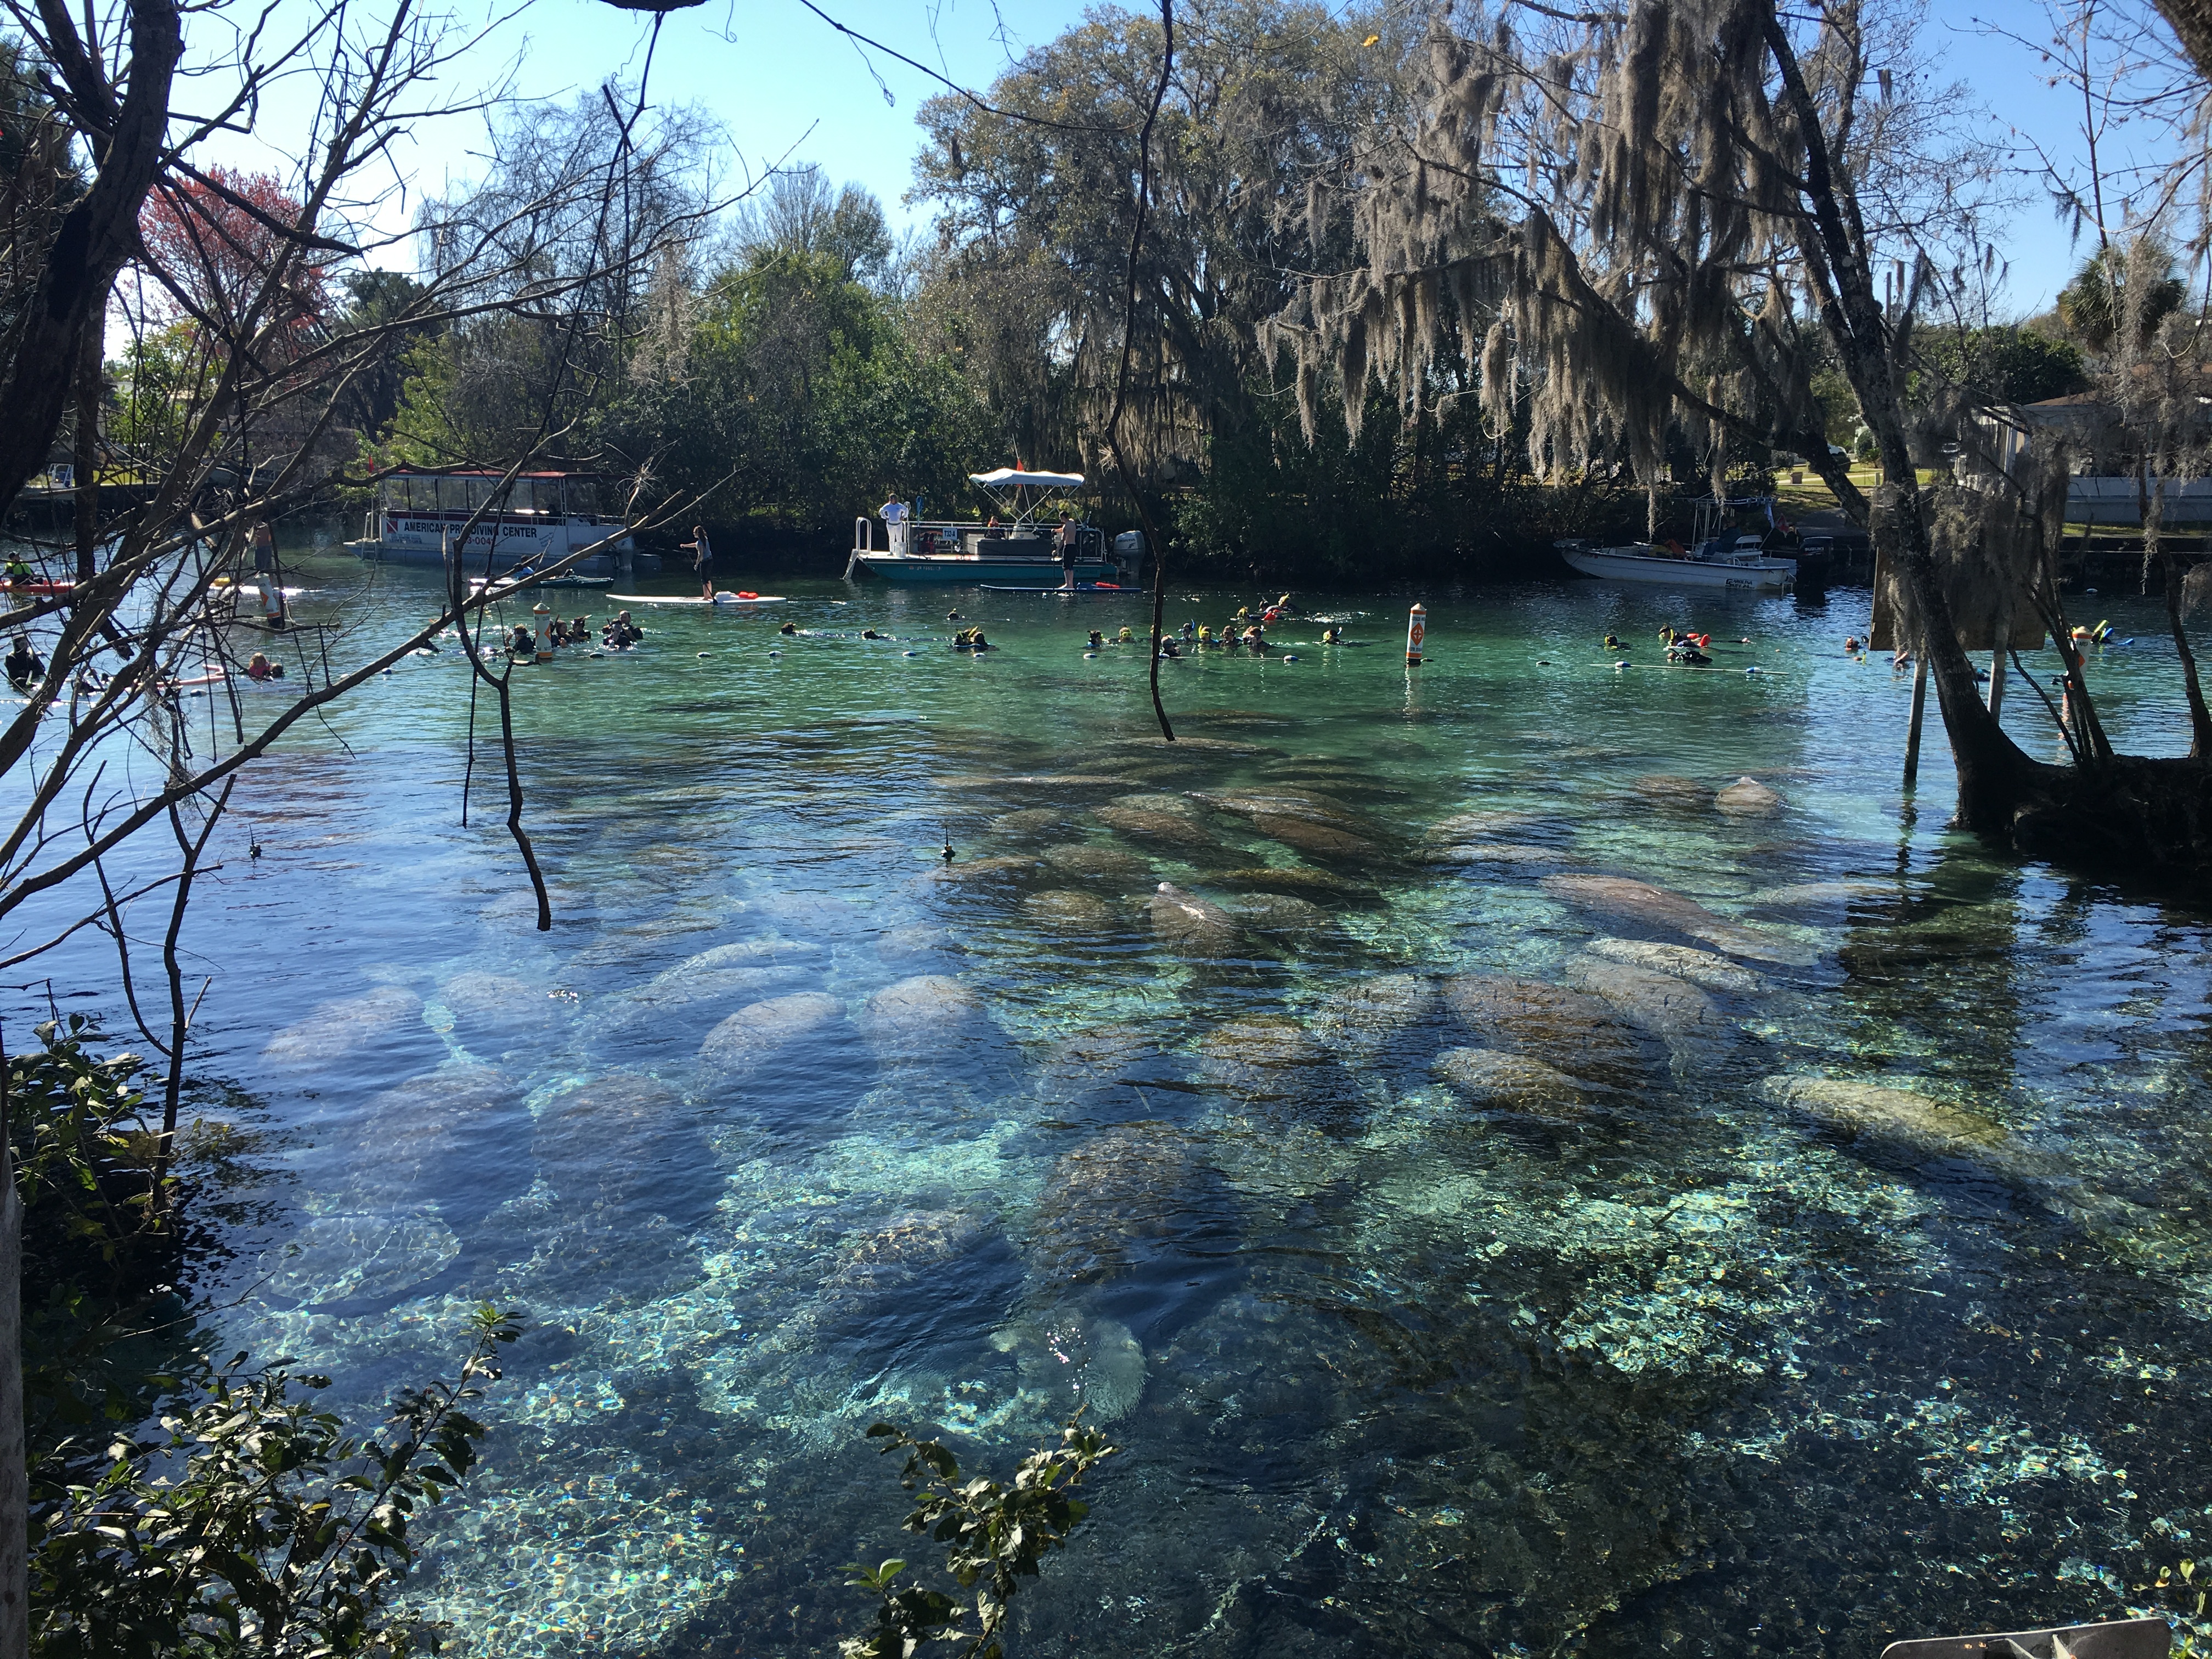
[1273, 0, 2212, 868]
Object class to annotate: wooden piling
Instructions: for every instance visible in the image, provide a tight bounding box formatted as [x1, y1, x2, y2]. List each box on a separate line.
[1988, 650, 2006, 720]
[1903, 656, 1928, 787]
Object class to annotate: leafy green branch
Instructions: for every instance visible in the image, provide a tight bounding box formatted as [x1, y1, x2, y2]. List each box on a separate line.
[841, 1416, 1117, 1659]
[29, 1304, 522, 1658]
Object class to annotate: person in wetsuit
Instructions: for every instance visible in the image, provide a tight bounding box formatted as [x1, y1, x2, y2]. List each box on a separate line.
[7, 635, 43, 692]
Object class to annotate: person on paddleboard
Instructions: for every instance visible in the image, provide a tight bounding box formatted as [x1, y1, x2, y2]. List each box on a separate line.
[1056, 517, 1079, 590]
[684, 525, 714, 600]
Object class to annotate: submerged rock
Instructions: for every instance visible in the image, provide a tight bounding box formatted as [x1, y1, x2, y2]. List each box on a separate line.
[1714, 776, 1785, 815]
[1441, 973, 1660, 1090]
[1022, 889, 1119, 933]
[1542, 873, 1813, 966]
[698, 991, 847, 1071]
[1584, 936, 1766, 994]
[1146, 882, 1244, 959]
[262, 985, 424, 1064]
[1432, 1046, 1592, 1118]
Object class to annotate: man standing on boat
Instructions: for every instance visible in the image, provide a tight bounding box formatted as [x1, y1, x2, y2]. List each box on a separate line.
[684, 524, 714, 600]
[1056, 516, 1079, 590]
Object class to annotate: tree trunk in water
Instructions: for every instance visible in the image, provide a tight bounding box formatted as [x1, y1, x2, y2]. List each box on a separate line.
[2161, 550, 2212, 760]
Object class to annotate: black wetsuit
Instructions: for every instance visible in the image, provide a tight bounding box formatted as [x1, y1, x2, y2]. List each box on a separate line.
[7, 645, 43, 692]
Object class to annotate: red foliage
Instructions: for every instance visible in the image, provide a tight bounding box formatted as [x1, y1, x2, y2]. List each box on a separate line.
[137, 167, 330, 339]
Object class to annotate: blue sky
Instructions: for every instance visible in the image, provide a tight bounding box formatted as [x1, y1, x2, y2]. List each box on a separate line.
[204, 0, 2134, 315]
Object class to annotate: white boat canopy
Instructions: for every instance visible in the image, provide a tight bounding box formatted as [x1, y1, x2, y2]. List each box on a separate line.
[968, 468, 1085, 490]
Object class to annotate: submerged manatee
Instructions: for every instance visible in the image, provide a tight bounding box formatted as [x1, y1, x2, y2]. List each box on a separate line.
[1759, 1075, 2027, 1166]
[991, 1313, 1148, 1423]
[1197, 1015, 1341, 1109]
[1565, 955, 1730, 1057]
[1093, 804, 1216, 850]
[347, 1064, 529, 1220]
[1229, 892, 1338, 941]
[857, 974, 992, 1066]
[1542, 873, 1813, 966]
[1309, 973, 1444, 1059]
[1040, 842, 1153, 883]
[532, 1073, 716, 1223]
[1441, 973, 1660, 1090]
[436, 972, 554, 1033]
[1022, 889, 1120, 934]
[262, 985, 425, 1064]
[1147, 883, 1244, 960]
[698, 991, 847, 1072]
[1432, 1046, 1594, 1118]
[260, 1208, 461, 1307]
[1714, 776, 1785, 815]
[1026, 1124, 1193, 1284]
[1246, 812, 1376, 860]
[1584, 937, 1767, 994]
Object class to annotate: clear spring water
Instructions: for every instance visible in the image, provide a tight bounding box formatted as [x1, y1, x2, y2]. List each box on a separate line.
[20, 548, 2212, 1658]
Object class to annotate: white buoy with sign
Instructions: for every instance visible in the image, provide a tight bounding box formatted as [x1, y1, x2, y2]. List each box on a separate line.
[1406, 603, 1426, 665]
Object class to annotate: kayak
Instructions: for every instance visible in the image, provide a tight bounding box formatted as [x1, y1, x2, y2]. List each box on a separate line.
[2, 580, 72, 597]
[605, 592, 787, 607]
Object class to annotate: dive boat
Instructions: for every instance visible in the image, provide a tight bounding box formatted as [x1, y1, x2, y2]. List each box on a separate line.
[348, 471, 652, 575]
[847, 469, 1142, 586]
[1556, 496, 1797, 594]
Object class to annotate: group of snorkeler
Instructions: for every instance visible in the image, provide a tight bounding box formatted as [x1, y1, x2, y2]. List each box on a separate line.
[500, 611, 642, 656]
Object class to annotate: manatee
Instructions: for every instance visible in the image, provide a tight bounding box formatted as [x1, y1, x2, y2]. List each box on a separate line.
[1197, 1015, 1337, 1107]
[1748, 880, 1893, 911]
[1229, 892, 1338, 939]
[262, 985, 424, 1064]
[261, 1208, 461, 1307]
[601, 963, 809, 1033]
[698, 991, 847, 1071]
[679, 939, 825, 971]
[1421, 808, 1551, 845]
[1246, 812, 1376, 860]
[1110, 792, 1201, 816]
[1209, 867, 1367, 898]
[1714, 776, 1785, 815]
[436, 972, 550, 1030]
[992, 1313, 1148, 1423]
[858, 974, 988, 1064]
[1022, 889, 1119, 933]
[1094, 805, 1216, 850]
[1193, 789, 1376, 836]
[1432, 1047, 1593, 1118]
[1040, 842, 1153, 883]
[1309, 973, 1443, 1057]
[1565, 955, 1730, 1055]
[1430, 843, 1583, 866]
[1632, 774, 1711, 806]
[531, 1073, 716, 1223]
[1026, 1124, 1191, 1283]
[795, 1209, 1001, 1339]
[347, 1064, 530, 1220]
[1584, 937, 1767, 994]
[1146, 882, 1244, 959]
[937, 772, 1128, 791]
[1542, 873, 1813, 966]
[1441, 973, 1661, 1090]
[928, 853, 1043, 887]
[992, 807, 1072, 837]
[1760, 1075, 2038, 1170]
[877, 923, 953, 963]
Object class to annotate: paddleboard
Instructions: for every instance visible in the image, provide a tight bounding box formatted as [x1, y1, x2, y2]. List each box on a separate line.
[605, 592, 788, 607]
